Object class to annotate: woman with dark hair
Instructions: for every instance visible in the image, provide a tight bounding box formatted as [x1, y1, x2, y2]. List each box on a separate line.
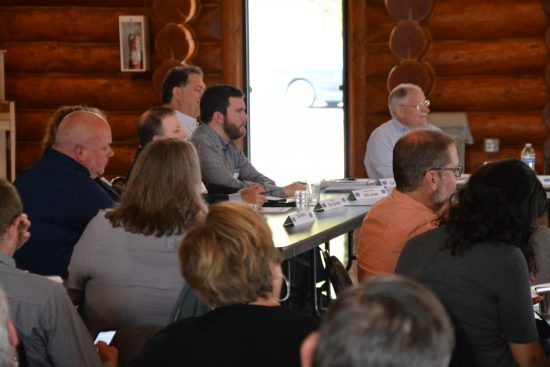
[397, 159, 549, 367]
[67, 139, 207, 336]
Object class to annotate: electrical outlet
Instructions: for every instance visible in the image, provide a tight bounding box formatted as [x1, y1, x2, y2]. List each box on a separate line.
[484, 138, 500, 153]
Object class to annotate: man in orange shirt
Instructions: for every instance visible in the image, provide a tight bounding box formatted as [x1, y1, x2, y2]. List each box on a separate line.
[357, 130, 461, 281]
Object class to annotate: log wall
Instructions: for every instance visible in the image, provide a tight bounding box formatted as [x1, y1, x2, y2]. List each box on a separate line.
[0, 0, 242, 178]
[349, 0, 550, 176]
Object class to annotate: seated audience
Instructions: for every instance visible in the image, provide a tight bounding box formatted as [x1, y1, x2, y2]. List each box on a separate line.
[357, 129, 459, 281]
[397, 159, 549, 367]
[14, 110, 114, 278]
[300, 275, 454, 367]
[0, 179, 117, 366]
[67, 139, 207, 337]
[364, 83, 440, 179]
[190, 84, 304, 198]
[129, 106, 264, 205]
[132, 202, 318, 367]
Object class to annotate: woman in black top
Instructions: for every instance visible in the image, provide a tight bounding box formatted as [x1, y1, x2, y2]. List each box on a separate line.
[133, 202, 317, 367]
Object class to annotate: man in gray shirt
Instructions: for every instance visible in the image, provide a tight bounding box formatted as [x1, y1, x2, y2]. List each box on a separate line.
[0, 179, 116, 367]
[190, 84, 304, 198]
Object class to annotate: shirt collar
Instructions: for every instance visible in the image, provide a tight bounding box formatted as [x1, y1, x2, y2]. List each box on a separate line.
[0, 252, 15, 268]
[174, 110, 196, 124]
[390, 117, 412, 134]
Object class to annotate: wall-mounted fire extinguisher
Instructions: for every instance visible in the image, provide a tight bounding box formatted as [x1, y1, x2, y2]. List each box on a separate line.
[128, 29, 143, 70]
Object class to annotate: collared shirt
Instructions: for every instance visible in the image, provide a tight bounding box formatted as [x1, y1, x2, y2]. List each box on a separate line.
[363, 118, 441, 179]
[13, 148, 113, 278]
[175, 110, 198, 139]
[190, 123, 286, 197]
[0, 253, 102, 367]
[357, 189, 439, 281]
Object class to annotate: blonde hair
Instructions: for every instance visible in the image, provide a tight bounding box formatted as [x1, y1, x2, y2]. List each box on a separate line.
[42, 105, 106, 150]
[179, 202, 282, 308]
[106, 139, 207, 236]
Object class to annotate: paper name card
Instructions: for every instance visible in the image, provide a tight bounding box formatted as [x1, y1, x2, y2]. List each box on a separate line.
[538, 175, 550, 189]
[314, 197, 347, 212]
[347, 186, 388, 205]
[378, 177, 396, 188]
[283, 212, 315, 227]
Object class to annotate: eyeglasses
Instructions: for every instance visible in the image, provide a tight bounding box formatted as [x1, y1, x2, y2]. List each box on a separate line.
[430, 165, 464, 178]
[401, 99, 430, 111]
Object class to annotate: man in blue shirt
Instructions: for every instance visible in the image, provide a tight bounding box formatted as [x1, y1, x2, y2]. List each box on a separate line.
[363, 83, 441, 179]
[14, 110, 114, 278]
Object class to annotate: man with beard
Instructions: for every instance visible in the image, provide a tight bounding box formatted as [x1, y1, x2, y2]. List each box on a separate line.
[190, 85, 304, 198]
[357, 130, 460, 281]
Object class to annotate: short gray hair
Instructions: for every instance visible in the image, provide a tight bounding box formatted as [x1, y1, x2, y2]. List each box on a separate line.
[313, 276, 454, 367]
[388, 83, 424, 117]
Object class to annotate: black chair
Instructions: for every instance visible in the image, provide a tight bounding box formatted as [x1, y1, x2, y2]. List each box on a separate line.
[322, 250, 353, 296]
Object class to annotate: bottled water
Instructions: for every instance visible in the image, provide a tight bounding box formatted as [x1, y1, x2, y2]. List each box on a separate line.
[520, 143, 536, 171]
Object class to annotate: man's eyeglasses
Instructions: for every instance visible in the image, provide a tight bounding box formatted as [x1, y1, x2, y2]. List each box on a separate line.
[430, 165, 464, 178]
[401, 99, 430, 111]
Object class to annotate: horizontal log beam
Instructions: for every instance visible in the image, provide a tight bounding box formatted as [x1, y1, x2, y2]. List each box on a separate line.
[6, 73, 224, 110]
[0, 1, 152, 6]
[430, 0, 547, 41]
[366, 38, 548, 77]
[465, 145, 545, 173]
[365, 76, 549, 115]
[3, 43, 120, 73]
[0, 8, 151, 43]
[16, 109, 143, 142]
[367, 0, 547, 43]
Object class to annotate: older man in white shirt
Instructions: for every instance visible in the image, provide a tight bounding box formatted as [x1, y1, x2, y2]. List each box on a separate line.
[364, 83, 441, 179]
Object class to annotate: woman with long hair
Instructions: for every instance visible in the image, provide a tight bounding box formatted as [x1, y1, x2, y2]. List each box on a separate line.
[397, 159, 549, 367]
[67, 139, 207, 336]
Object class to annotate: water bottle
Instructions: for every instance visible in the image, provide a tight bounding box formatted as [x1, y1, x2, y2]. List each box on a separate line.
[520, 143, 536, 171]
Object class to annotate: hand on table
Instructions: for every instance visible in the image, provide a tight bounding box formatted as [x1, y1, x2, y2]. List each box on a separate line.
[283, 182, 306, 198]
[240, 185, 267, 207]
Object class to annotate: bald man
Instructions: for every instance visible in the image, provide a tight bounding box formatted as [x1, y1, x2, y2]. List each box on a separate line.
[14, 110, 114, 278]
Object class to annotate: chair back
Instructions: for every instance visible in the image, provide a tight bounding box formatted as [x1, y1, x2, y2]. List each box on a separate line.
[322, 250, 353, 296]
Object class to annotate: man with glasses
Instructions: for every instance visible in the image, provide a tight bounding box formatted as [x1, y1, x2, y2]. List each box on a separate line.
[357, 130, 460, 281]
[161, 65, 206, 138]
[364, 83, 441, 179]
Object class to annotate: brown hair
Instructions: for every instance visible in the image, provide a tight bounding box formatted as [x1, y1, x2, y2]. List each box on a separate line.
[0, 179, 22, 238]
[179, 202, 282, 308]
[393, 130, 455, 192]
[42, 105, 106, 150]
[106, 139, 207, 236]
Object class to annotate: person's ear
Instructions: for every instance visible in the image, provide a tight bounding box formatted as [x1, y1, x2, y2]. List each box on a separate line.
[300, 332, 319, 367]
[212, 111, 225, 125]
[73, 143, 86, 161]
[152, 134, 161, 142]
[423, 170, 438, 191]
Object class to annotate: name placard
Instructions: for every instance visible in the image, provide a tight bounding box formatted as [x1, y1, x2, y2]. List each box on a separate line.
[314, 197, 347, 212]
[283, 212, 315, 227]
[347, 186, 388, 205]
[378, 177, 396, 188]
